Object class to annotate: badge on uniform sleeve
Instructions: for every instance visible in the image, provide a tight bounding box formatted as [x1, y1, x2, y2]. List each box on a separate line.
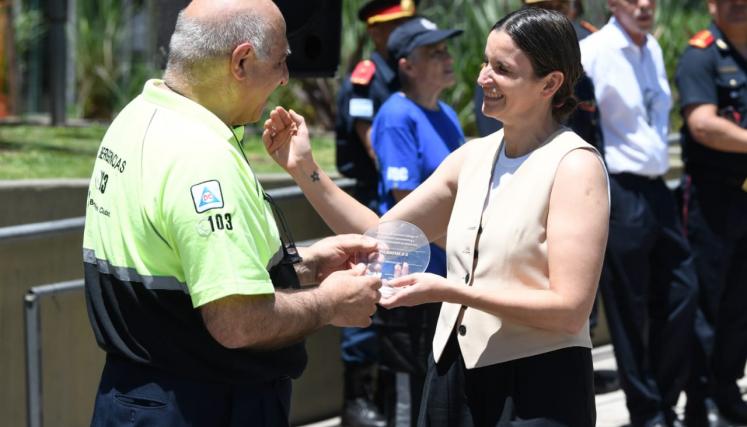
[386, 166, 409, 182]
[349, 98, 374, 118]
[191, 180, 224, 213]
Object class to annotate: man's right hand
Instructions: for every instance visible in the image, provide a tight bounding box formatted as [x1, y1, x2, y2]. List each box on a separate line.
[319, 264, 381, 328]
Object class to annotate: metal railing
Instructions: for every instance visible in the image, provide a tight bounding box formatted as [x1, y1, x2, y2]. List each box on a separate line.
[6, 179, 355, 427]
[24, 279, 85, 427]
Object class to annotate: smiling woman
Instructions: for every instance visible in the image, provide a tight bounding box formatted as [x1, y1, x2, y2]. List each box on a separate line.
[477, 9, 581, 132]
[263, 7, 609, 427]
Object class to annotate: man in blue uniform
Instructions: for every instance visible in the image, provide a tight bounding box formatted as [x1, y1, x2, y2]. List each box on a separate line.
[334, 2, 417, 425]
[676, 0, 747, 424]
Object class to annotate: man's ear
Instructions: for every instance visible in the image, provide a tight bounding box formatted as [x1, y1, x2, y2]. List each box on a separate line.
[398, 57, 413, 76]
[541, 71, 564, 99]
[231, 42, 254, 80]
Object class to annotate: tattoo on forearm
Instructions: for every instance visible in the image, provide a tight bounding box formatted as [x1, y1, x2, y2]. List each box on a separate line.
[310, 170, 320, 182]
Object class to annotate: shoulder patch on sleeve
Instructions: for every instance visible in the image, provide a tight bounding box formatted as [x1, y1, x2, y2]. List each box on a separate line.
[191, 180, 224, 213]
[351, 60, 377, 86]
[689, 30, 714, 49]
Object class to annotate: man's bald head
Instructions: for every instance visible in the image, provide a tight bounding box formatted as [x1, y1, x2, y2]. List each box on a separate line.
[166, 0, 285, 77]
[163, 0, 291, 126]
[182, 0, 281, 28]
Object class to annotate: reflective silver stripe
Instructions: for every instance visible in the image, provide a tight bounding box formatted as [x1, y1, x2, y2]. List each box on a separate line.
[83, 248, 189, 293]
[266, 247, 284, 270]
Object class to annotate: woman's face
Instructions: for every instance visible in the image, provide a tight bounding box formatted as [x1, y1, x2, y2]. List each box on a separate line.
[477, 30, 547, 124]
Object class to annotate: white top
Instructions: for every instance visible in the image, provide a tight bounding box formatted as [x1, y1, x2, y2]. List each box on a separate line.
[580, 17, 672, 176]
[483, 143, 531, 213]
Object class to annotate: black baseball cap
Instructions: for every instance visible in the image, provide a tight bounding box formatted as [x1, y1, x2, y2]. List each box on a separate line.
[387, 17, 462, 60]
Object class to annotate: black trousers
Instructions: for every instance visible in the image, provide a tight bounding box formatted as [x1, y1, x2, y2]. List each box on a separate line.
[601, 173, 698, 426]
[682, 176, 747, 401]
[418, 333, 595, 427]
[91, 355, 292, 427]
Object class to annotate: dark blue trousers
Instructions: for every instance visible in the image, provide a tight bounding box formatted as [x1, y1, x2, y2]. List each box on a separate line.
[91, 355, 292, 427]
[601, 173, 698, 426]
[341, 325, 379, 364]
[682, 176, 747, 401]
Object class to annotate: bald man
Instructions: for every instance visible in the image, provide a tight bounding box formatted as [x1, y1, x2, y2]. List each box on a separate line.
[82, 1, 381, 425]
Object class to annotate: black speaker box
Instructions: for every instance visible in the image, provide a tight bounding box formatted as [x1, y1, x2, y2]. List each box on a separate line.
[274, 0, 342, 78]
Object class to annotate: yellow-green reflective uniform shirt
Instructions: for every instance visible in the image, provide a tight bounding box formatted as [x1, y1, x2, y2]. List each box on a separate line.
[83, 79, 306, 383]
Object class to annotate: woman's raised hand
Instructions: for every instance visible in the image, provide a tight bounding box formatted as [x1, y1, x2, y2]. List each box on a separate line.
[262, 106, 312, 172]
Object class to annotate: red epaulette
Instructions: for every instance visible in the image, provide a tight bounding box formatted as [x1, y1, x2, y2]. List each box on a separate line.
[577, 100, 596, 113]
[350, 60, 376, 86]
[689, 30, 714, 49]
[580, 20, 598, 34]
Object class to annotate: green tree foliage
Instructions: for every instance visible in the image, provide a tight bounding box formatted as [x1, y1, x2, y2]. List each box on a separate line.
[75, 0, 155, 119]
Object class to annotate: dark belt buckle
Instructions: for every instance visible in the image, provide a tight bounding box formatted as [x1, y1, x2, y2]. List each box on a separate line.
[742, 178, 747, 193]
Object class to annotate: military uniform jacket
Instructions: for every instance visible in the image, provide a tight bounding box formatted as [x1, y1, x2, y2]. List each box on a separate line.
[432, 129, 594, 369]
[335, 52, 399, 183]
[676, 23, 747, 179]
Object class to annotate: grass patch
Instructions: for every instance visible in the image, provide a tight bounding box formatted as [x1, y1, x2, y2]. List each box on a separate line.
[0, 124, 336, 179]
[0, 124, 107, 179]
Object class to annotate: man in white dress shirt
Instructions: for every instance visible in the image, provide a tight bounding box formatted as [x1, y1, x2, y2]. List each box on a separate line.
[580, 1, 698, 426]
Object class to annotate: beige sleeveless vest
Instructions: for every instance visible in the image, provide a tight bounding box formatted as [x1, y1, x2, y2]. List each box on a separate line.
[432, 128, 595, 369]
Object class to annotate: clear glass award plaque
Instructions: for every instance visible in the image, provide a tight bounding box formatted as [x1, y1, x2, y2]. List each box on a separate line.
[363, 220, 431, 298]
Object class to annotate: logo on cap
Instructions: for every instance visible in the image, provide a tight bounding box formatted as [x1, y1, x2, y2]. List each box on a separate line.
[419, 18, 437, 30]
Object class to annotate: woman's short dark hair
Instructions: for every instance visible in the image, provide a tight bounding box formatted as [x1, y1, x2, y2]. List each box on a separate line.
[492, 8, 582, 123]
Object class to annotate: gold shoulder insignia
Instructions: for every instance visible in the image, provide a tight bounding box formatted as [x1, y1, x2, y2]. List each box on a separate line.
[689, 30, 714, 49]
